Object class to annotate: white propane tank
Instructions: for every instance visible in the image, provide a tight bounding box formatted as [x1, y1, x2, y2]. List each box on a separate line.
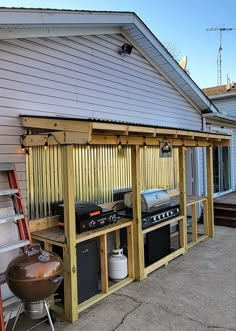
[108, 248, 128, 281]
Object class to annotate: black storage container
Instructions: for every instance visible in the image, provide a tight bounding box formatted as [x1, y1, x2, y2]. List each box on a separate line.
[144, 225, 170, 267]
[54, 238, 99, 304]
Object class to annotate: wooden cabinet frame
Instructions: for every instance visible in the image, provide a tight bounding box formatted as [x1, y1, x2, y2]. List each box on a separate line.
[24, 116, 230, 322]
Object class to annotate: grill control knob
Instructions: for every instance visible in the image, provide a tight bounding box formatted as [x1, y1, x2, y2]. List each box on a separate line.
[169, 211, 173, 216]
[161, 214, 164, 219]
[89, 220, 96, 228]
[156, 215, 160, 220]
[151, 216, 155, 222]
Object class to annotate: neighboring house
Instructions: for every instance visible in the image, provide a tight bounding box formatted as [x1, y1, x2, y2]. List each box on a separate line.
[203, 81, 236, 197]
[0, 8, 226, 299]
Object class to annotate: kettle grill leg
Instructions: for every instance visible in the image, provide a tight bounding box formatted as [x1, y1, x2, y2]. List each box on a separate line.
[11, 301, 23, 331]
[43, 300, 55, 331]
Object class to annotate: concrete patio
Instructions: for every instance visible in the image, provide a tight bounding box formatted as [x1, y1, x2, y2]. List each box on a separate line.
[9, 226, 236, 331]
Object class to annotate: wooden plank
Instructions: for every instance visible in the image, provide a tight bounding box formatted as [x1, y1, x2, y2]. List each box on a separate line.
[31, 226, 65, 244]
[22, 133, 230, 148]
[44, 242, 53, 251]
[76, 219, 132, 243]
[206, 146, 214, 237]
[90, 135, 219, 147]
[144, 247, 185, 276]
[131, 145, 145, 281]
[178, 146, 187, 252]
[191, 204, 198, 242]
[186, 196, 207, 206]
[62, 145, 78, 322]
[23, 131, 89, 146]
[203, 199, 209, 236]
[77, 277, 134, 314]
[100, 234, 108, 293]
[29, 216, 59, 232]
[115, 230, 120, 249]
[187, 235, 208, 249]
[31, 235, 65, 248]
[142, 216, 183, 235]
[22, 117, 91, 133]
[127, 224, 134, 279]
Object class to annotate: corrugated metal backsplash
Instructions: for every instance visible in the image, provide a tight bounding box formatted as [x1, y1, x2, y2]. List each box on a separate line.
[27, 145, 178, 219]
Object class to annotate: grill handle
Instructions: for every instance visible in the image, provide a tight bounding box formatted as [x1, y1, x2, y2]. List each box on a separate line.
[49, 275, 64, 283]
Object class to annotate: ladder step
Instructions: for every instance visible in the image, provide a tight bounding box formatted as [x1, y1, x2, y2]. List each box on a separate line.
[0, 189, 18, 196]
[0, 163, 15, 172]
[0, 214, 24, 225]
[0, 240, 30, 254]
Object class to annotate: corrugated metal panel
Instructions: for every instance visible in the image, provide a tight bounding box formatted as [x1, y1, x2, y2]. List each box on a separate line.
[27, 145, 179, 219]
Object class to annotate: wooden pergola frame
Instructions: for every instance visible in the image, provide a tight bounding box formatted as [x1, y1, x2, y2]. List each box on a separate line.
[22, 116, 230, 322]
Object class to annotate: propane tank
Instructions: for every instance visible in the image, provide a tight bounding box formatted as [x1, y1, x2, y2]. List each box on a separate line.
[108, 248, 128, 281]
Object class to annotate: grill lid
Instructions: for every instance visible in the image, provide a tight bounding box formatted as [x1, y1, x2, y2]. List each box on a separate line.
[6, 250, 63, 282]
[124, 189, 170, 212]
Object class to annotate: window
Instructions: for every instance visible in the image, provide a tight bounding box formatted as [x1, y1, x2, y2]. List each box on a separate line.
[213, 146, 231, 194]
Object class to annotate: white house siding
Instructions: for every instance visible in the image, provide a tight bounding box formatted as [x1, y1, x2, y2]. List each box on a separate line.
[213, 98, 236, 116]
[0, 33, 203, 299]
[207, 98, 236, 191]
[0, 33, 203, 202]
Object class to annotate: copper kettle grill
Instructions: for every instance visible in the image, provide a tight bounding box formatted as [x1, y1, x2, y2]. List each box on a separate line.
[5, 244, 64, 331]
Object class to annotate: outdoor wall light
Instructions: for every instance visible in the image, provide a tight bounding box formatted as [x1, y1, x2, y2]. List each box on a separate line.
[120, 43, 133, 56]
[118, 141, 122, 150]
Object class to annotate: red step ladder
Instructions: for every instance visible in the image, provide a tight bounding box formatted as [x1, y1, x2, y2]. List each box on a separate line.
[0, 163, 32, 330]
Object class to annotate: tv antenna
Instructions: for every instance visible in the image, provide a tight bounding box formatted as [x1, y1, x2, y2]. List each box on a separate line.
[206, 27, 236, 86]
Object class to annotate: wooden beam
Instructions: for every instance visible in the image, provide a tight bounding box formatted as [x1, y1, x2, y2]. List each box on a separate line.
[29, 216, 59, 232]
[206, 146, 214, 237]
[23, 133, 228, 148]
[89, 135, 224, 147]
[178, 146, 187, 252]
[62, 145, 78, 322]
[23, 131, 89, 146]
[131, 145, 145, 281]
[22, 117, 91, 133]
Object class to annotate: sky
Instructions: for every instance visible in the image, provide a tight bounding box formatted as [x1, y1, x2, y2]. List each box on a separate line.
[1, 0, 236, 88]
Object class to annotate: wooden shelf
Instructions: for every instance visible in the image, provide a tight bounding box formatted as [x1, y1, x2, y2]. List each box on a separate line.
[31, 218, 134, 321]
[31, 218, 133, 246]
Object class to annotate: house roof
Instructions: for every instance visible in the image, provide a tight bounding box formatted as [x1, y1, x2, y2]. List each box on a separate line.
[0, 7, 219, 114]
[202, 84, 236, 100]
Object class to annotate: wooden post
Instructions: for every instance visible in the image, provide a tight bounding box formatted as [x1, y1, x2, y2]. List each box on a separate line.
[115, 230, 120, 249]
[191, 204, 198, 242]
[100, 234, 108, 293]
[127, 224, 134, 278]
[62, 145, 78, 322]
[178, 146, 187, 252]
[131, 145, 145, 280]
[206, 146, 214, 237]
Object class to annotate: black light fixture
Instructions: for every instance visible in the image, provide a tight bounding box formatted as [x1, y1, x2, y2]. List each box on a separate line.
[120, 43, 133, 56]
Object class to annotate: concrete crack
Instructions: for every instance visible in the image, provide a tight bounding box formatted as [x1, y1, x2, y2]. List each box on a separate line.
[113, 294, 236, 331]
[112, 293, 142, 331]
[154, 301, 236, 331]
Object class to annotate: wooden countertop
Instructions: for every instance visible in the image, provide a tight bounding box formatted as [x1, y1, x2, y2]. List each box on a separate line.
[31, 218, 133, 247]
